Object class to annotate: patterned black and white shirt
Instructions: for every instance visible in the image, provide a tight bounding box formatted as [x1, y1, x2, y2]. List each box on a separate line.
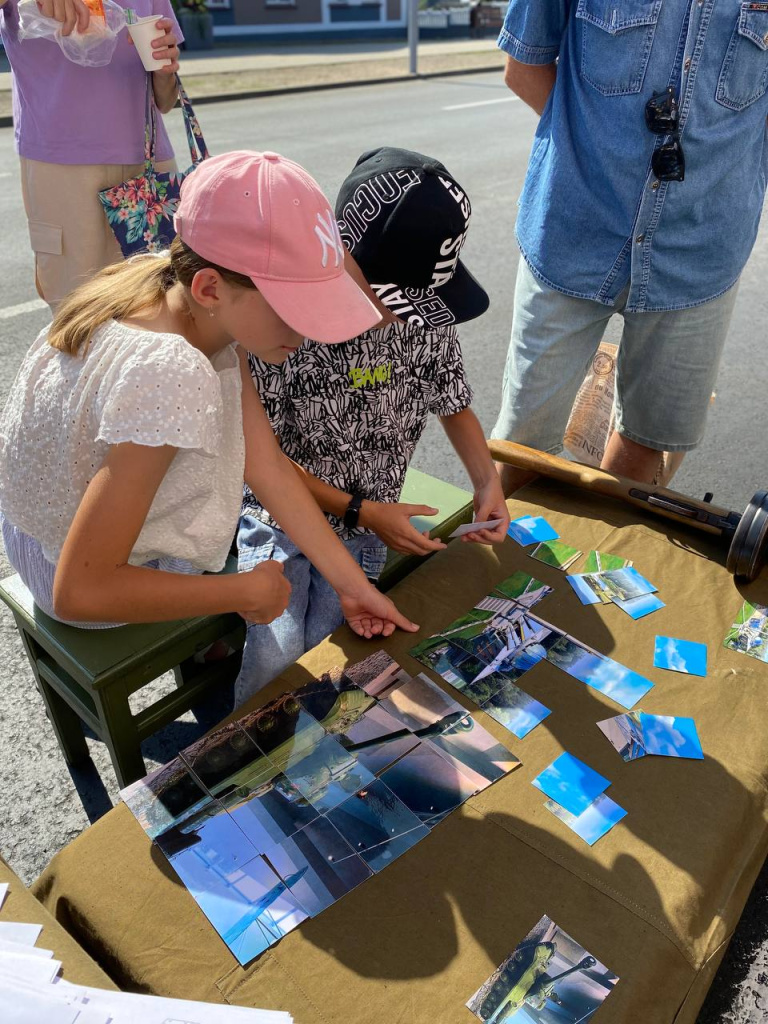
[243, 321, 473, 540]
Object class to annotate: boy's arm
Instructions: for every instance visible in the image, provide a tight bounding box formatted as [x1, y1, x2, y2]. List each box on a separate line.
[498, 0, 567, 114]
[289, 460, 447, 557]
[438, 407, 510, 544]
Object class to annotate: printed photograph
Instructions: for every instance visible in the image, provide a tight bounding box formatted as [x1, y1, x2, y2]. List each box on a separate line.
[296, 672, 376, 735]
[597, 712, 647, 762]
[344, 649, 413, 699]
[480, 680, 551, 740]
[544, 793, 627, 847]
[723, 600, 768, 663]
[179, 722, 263, 798]
[327, 779, 430, 872]
[466, 914, 619, 1022]
[471, 611, 557, 685]
[507, 515, 559, 546]
[582, 551, 632, 574]
[155, 796, 258, 879]
[566, 573, 608, 606]
[283, 734, 375, 815]
[491, 570, 552, 609]
[335, 703, 421, 774]
[530, 540, 582, 571]
[427, 714, 520, 786]
[531, 752, 610, 817]
[380, 743, 479, 824]
[379, 672, 466, 732]
[183, 851, 309, 966]
[263, 816, 371, 917]
[653, 636, 708, 677]
[121, 756, 210, 840]
[636, 713, 704, 760]
[218, 763, 319, 854]
[239, 693, 326, 770]
[595, 566, 656, 603]
[545, 636, 654, 709]
[614, 593, 665, 619]
[460, 670, 513, 707]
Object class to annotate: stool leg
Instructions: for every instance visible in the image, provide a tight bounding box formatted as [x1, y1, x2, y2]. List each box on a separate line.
[91, 686, 146, 789]
[17, 628, 90, 767]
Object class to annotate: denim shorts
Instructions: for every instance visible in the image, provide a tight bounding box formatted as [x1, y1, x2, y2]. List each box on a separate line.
[493, 259, 740, 454]
[235, 516, 388, 707]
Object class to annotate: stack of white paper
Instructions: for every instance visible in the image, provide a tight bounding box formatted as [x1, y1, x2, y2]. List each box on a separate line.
[0, 885, 293, 1024]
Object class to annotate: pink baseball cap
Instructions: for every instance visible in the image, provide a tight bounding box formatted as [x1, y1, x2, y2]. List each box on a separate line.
[174, 151, 381, 343]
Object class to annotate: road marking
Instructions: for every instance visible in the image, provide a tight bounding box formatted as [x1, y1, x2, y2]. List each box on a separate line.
[0, 298, 48, 320]
[442, 96, 519, 111]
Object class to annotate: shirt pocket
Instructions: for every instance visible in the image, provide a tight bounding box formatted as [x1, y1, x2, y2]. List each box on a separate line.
[716, 4, 768, 111]
[575, 0, 663, 96]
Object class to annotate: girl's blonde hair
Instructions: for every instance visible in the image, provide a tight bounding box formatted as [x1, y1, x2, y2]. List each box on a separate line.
[48, 236, 256, 356]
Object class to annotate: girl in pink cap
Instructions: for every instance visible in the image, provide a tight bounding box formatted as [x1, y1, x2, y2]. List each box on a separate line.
[0, 151, 419, 643]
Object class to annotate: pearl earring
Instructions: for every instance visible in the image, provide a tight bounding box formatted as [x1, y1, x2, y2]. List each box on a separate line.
[208, 307, 215, 319]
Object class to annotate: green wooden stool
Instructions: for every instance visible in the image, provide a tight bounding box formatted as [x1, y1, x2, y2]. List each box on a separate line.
[0, 470, 472, 788]
[0, 567, 244, 789]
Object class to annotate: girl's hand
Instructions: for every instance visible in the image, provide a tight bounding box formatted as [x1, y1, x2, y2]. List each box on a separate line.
[339, 584, 419, 640]
[359, 501, 447, 556]
[464, 478, 510, 545]
[237, 560, 292, 624]
[36, 0, 90, 35]
[126, 17, 180, 74]
[151, 18, 180, 74]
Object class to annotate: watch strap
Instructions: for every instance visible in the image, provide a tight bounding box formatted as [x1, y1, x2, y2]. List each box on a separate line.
[343, 491, 366, 530]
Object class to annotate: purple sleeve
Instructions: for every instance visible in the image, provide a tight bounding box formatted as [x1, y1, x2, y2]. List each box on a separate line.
[154, 0, 184, 43]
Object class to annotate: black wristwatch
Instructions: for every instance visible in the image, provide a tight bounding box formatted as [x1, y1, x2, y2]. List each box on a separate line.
[343, 491, 366, 530]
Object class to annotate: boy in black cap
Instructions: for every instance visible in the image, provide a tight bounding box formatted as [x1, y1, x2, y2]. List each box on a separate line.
[235, 147, 509, 705]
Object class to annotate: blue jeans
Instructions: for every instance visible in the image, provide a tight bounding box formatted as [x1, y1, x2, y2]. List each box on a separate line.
[494, 260, 739, 454]
[235, 517, 388, 708]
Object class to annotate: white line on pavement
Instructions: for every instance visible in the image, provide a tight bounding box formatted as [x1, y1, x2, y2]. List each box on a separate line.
[442, 96, 519, 111]
[0, 298, 48, 320]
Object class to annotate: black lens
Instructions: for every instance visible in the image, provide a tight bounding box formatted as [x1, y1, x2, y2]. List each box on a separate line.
[651, 137, 685, 182]
[645, 88, 678, 134]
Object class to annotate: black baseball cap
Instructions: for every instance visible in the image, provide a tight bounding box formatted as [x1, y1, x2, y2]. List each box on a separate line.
[335, 146, 490, 329]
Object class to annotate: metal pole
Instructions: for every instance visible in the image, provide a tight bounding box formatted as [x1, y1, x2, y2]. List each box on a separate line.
[408, 0, 419, 76]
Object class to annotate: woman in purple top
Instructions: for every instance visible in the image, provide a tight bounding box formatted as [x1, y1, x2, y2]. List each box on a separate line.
[0, 0, 181, 308]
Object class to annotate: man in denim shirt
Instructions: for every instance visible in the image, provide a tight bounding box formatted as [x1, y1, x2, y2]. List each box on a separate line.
[493, 0, 768, 487]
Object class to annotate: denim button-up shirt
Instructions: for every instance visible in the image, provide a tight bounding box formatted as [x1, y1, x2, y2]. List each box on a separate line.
[499, 0, 768, 311]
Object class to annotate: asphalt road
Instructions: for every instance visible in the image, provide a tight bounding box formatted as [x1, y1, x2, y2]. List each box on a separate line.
[0, 72, 765, 1022]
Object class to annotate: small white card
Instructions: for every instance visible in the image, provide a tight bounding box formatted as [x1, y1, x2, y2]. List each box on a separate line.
[449, 518, 504, 539]
[0, 884, 8, 910]
[0, 922, 42, 947]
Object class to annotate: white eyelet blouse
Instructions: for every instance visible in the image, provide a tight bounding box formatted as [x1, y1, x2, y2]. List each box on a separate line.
[0, 320, 245, 573]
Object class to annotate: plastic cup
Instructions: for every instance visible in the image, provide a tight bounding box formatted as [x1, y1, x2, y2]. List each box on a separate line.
[126, 15, 170, 72]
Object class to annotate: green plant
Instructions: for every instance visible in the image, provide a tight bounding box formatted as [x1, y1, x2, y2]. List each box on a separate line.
[178, 0, 209, 13]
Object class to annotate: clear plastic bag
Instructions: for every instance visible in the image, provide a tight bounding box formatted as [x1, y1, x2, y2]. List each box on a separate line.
[17, 0, 127, 68]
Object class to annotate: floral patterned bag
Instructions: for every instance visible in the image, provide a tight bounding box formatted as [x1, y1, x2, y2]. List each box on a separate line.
[98, 73, 209, 256]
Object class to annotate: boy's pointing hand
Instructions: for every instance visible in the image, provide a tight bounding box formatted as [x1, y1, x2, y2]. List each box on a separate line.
[359, 501, 448, 556]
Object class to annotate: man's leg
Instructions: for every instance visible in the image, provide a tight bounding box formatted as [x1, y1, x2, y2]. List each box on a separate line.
[493, 259, 615, 494]
[610, 283, 740, 482]
[234, 519, 311, 709]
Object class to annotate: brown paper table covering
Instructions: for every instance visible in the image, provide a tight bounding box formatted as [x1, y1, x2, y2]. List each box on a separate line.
[0, 856, 117, 989]
[31, 480, 768, 1024]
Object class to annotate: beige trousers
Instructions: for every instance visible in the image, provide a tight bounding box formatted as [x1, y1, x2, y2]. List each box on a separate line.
[19, 157, 177, 310]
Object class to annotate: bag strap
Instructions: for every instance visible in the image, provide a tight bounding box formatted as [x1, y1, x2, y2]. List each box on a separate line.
[176, 75, 210, 166]
[144, 72, 158, 174]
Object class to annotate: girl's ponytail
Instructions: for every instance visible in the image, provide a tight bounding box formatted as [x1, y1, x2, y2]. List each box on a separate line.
[48, 237, 256, 357]
[49, 252, 173, 356]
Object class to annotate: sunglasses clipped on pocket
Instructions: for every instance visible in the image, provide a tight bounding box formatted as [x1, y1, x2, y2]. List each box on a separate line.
[645, 87, 685, 182]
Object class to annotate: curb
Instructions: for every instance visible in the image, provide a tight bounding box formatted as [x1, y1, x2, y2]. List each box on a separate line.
[0, 62, 499, 128]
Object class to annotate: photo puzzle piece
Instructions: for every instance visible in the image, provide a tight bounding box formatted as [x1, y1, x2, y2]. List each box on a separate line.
[121, 757, 210, 840]
[614, 593, 665, 619]
[654, 636, 707, 677]
[479, 679, 551, 739]
[544, 793, 627, 846]
[507, 515, 559, 546]
[491, 570, 553, 608]
[546, 635, 654, 709]
[723, 600, 768, 663]
[582, 550, 633, 573]
[465, 913, 619, 1022]
[530, 539, 582, 571]
[532, 752, 610, 817]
